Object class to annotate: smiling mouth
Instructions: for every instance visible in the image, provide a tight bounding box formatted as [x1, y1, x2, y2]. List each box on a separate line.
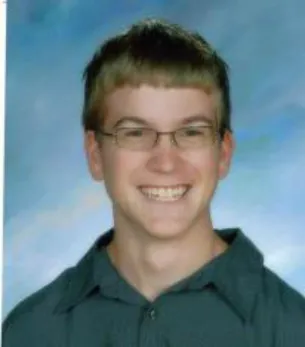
[139, 185, 190, 202]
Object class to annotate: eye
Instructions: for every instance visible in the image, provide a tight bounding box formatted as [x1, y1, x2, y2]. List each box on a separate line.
[180, 127, 207, 136]
[122, 128, 145, 137]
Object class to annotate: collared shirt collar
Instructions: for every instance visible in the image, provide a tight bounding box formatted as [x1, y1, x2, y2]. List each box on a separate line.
[55, 228, 264, 321]
[54, 230, 114, 313]
[213, 229, 264, 321]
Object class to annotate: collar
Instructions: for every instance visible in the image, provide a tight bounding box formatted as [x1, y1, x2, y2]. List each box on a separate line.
[54, 230, 114, 313]
[213, 228, 264, 321]
[55, 228, 264, 321]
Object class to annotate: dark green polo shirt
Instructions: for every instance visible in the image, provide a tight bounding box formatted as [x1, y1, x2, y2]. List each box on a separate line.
[3, 228, 305, 346]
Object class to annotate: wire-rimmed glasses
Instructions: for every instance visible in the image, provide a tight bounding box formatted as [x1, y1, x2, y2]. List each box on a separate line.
[96, 126, 219, 151]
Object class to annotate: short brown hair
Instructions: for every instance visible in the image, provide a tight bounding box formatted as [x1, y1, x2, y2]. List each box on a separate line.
[82, 18, 232, 138]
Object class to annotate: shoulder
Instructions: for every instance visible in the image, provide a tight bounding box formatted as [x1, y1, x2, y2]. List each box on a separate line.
[2, 267, 73, 345]
[262, 266, 305, 312]
[260, 267, 305, 344]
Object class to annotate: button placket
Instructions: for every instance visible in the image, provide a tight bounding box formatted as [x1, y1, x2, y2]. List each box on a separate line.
[138, 305, 159, 347]
[146, 307, 157, 321]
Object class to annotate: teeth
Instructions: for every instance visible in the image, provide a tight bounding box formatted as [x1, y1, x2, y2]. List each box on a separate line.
[140, 186, 188, 201]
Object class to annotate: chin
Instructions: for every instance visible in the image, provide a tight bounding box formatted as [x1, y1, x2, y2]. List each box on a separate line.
[142, 220, 190, 241]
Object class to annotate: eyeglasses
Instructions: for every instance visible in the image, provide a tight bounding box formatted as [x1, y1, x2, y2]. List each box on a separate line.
[96, 126, 219, 151]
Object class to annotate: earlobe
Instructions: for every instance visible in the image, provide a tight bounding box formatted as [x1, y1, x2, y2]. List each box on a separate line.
[84, 131, 104, 181]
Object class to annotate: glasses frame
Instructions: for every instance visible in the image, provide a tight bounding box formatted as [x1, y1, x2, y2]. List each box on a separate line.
[96, 125, 221, 151]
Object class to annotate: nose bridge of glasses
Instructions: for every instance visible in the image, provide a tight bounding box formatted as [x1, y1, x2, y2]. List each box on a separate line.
[155, 130, 178, 148]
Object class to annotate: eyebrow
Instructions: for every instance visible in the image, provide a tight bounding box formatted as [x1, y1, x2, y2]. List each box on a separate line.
[112, 116, 149, 128]
[181, 114, 214, 126]
[112, 114, 214, 128]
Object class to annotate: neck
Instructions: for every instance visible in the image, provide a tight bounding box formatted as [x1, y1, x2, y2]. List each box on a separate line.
[106, 219, 228, 302]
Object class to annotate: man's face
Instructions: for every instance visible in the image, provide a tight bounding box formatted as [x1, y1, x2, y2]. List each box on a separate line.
[85, 86, 234, 240]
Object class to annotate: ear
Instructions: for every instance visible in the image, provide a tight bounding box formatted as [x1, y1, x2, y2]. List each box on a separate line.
[218, 130, 235, 180]
[84, 131, 104, 181]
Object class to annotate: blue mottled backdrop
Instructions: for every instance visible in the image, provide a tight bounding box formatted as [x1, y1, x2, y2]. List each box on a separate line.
[4, 0, 305, 317]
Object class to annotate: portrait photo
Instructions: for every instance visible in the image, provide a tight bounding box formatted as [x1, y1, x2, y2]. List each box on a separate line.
[2, 1, 305, 346]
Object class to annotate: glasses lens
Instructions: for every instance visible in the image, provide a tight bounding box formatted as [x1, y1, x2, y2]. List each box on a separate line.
[117, 128, 156, 149]
[175, 126, 214, 148]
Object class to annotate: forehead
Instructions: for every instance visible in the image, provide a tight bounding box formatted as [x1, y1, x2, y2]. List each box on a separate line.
[103, 85, 218, 127]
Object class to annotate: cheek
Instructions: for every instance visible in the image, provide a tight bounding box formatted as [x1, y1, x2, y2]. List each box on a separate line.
[102, 151, 143, 195]
[186, 150, 220, 178]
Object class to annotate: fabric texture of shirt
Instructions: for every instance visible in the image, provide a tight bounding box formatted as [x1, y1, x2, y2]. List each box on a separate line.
[2, 228, 305, 347]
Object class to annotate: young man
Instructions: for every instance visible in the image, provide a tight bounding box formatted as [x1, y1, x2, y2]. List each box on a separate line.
[3, 18, 305, 346]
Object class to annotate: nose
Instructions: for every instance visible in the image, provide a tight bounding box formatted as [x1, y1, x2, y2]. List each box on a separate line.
[146, 134, 182, 174]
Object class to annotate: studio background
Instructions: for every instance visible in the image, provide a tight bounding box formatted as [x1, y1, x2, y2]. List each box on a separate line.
[3, 0, 305, 318]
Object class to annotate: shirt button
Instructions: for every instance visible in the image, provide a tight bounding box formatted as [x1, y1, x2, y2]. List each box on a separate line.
[146, 307, 157, 320]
